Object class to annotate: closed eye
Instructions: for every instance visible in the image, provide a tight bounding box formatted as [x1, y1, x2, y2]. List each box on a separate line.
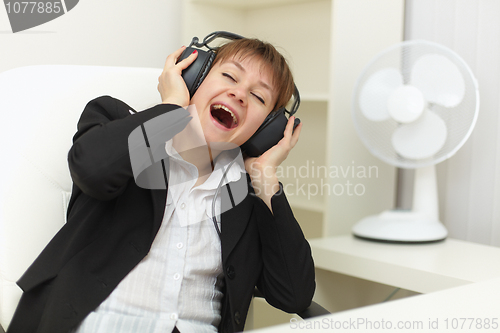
[223, 73, 236, 82]
[252, 93, 265, 105]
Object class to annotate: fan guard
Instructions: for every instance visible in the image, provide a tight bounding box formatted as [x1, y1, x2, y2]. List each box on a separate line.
[352, 40, 479, 169]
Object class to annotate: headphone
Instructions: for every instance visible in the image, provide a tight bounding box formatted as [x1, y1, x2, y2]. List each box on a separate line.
[177, 31, 301, 157]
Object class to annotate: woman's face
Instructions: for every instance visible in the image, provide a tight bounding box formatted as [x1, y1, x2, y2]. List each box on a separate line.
[189, 55, 277, 148]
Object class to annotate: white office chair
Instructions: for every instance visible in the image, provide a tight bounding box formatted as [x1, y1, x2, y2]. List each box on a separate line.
[0, 65, 163, 331]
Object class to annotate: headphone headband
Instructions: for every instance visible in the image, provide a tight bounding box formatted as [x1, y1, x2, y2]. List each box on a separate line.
[189, 31, 244, 51]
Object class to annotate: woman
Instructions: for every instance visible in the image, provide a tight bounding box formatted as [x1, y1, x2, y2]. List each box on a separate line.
[8, 37, 315, 333]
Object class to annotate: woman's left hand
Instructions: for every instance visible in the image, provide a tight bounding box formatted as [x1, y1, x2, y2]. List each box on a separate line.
[245, 116, 302, 212]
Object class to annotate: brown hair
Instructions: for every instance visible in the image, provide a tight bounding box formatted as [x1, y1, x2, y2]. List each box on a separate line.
[214, 38, 295, 111]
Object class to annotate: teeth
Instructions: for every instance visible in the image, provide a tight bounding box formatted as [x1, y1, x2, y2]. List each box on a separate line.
[213, 104, 238, 125]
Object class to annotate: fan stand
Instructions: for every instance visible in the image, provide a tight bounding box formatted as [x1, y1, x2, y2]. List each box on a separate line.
[352, 165, 448, 243]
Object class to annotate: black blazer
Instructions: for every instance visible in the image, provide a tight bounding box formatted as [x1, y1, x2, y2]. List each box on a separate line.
[7, 96, 315, 333]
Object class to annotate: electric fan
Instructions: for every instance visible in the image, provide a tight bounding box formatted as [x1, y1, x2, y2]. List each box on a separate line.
[351, 40, 479, 243]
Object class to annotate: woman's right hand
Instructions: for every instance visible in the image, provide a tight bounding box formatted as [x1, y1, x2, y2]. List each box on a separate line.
[158, 46, 199, 108]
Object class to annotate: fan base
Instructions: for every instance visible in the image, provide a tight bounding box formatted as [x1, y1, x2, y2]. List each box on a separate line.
[352, 210, 448, 243]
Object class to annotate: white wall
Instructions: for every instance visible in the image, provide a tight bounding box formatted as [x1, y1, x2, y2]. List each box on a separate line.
[181, 2, 245, 45]
[404, 0, 500, 247]
[0, 0, 182, 73]
[325, 0, 405, 236]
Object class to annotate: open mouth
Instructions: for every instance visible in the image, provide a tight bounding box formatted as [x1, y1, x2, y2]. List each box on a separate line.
[211, 104, 238, 129]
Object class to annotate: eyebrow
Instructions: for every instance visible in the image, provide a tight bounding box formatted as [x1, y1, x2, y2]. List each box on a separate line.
[228, 60, 273, 92]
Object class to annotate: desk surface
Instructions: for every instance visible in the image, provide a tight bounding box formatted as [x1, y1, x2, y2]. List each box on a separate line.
[252, 276, 500, 332]
[309, 235, 500, 293]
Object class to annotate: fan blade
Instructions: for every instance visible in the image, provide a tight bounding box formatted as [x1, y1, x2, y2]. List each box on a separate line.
[392, 109, 447, 160]
[410, 54, 465, 108]
[387, 85, 425, 123]
[359, 68, 403, 121]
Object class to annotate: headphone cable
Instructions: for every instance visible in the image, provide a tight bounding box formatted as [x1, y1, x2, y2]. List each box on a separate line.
[211, 159, 237, 239]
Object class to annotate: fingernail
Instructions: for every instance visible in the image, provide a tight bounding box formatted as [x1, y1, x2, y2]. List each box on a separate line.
[192, 50, 197, 54]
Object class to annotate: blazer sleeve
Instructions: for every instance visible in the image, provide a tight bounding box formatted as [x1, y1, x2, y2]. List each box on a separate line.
[68, 96, 189, 200]
[254, 184, 316, 313]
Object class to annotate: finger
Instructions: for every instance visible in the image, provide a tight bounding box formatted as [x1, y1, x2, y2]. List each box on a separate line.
[172, 45, 187, 59]
[176, 49, 198, 70]
[163, 45, 186, 69]
[280, 116, 301, 149]
[283, 116, 298, 139]
[290, 122, 302, 147]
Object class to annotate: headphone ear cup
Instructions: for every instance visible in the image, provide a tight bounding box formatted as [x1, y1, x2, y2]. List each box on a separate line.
[241, 109, 288, 157]
[178, 47, 216, 97]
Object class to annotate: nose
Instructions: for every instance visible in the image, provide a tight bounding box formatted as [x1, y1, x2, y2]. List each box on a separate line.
[228, 87, 247, 106]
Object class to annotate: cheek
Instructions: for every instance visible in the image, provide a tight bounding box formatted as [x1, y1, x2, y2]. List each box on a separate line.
[241, 112, 269, 139]
[190, 75, 215, 106]
[190, 90, 205, 110]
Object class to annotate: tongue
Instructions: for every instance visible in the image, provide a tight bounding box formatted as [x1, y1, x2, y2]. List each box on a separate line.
[212, 108, 233, 128]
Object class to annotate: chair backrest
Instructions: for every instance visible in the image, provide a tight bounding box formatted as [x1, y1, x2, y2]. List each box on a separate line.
[0, 65, 162, 329]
